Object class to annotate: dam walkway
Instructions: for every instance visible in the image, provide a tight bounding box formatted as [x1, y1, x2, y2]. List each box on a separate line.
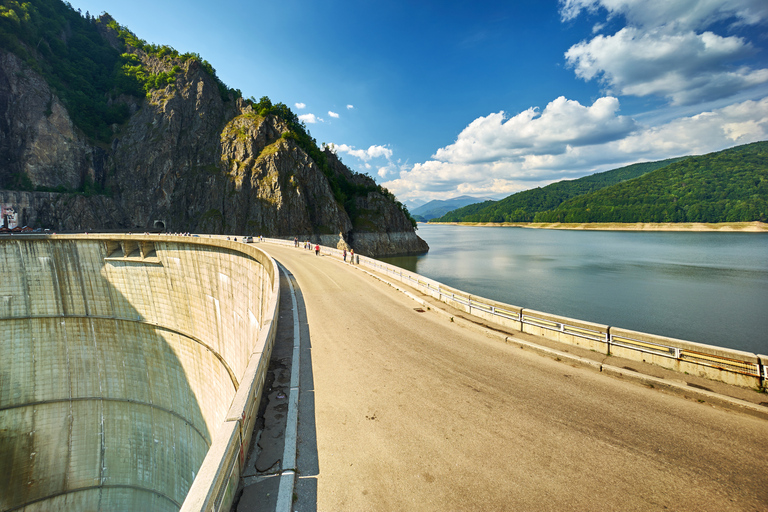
[235, 242, 768, 512]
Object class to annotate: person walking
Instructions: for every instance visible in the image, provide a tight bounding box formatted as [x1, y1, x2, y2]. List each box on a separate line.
[314, 244, 320, 256]
[294, 236, 298, 248]
[350, 248, 354, 264]
[343, 248, 347, 262]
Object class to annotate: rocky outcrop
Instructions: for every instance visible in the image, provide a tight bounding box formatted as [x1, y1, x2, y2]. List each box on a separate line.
[0, 50, 102, 190]
[0, 33, 427, 256]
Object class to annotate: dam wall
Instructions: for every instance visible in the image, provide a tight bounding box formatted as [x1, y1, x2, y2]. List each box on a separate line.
[272, 238, 766, 390]
[0, 235, 279, 512]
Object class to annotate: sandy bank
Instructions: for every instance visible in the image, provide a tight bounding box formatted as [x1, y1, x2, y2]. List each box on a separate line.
[426, 221, 768, 232]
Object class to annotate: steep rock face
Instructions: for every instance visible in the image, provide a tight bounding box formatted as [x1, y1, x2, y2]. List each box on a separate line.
[0, 49, 102, 190]
[324, 149, 429, 255]
[0, 34, 427, 256]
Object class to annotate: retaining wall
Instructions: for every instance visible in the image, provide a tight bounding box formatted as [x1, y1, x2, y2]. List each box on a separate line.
[0, 234, 280, 512]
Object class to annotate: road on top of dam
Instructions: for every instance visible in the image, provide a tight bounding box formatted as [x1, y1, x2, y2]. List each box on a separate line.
[249, 243, 768, 512]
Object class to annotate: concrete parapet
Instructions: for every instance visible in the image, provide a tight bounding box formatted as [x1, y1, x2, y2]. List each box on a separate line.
[0, 234, 280, 512]
[521, 309, 609, 353]
[609, 327, 762, 388]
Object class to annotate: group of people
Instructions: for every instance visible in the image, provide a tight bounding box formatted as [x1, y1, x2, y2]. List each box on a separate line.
[293, 236, 356, 262]
[342, 248, 356, 264]
[296, 237, 321, 255]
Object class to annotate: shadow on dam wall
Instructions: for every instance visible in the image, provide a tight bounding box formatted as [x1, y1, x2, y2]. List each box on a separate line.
[0, 236, 270, 511]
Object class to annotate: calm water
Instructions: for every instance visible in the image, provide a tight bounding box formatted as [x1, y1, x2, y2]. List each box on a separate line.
[381, 224, 768, 354]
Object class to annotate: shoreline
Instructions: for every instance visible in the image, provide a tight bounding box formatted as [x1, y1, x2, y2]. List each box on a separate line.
[424, 221, 768, 232]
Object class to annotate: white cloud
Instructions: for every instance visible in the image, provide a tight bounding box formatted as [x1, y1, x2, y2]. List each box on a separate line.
[328, 143, 402, 179]
[333, 143, 393, 161]
[294, 102, 306, 109]
[559, 0, 768, 31]
[560, 0, 768, 106]
[613, 96, 768, 156]
[298, 113, 320, 124]
[565, 27, 768, 105]
[347, 104, 354, 109]
[382, 95, 768, 203]
[328, 111, 340, 118]
[433, 96, 637, 164]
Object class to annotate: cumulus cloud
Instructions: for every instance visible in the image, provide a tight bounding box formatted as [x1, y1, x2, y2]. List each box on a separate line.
[328, 111, 340, 118]
[561, 0, 768, 105]
[566, 27, 768, 105]
[347, 104, 354, 109]
[433, 96, 637, 164]
[294, 102, 306, 109]
[333, 143, 393, 161]
[559, 0, 768, 31]
[382, 95, 768, 203]
[328, 143, 402, 179]
[298, 113, 320, 124]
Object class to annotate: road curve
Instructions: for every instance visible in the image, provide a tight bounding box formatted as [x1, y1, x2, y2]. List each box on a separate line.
[262, 243, 768, 512]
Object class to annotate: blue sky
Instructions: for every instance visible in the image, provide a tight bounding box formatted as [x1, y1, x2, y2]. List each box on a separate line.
[70, 0, 768, 207]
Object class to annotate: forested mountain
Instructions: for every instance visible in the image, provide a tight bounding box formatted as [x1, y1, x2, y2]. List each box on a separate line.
[411, 195, 494, 221]
[535, 141, 767, 223]
[0, 0, 426, 254]
[433, 157, 685, 223]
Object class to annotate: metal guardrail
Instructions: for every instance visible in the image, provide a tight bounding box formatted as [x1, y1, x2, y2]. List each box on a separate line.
[609, 333, 679, 358]
[260, 238, 764, 387]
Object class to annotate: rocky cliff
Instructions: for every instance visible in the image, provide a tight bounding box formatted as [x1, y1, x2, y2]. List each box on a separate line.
[0, 13, 427, 256]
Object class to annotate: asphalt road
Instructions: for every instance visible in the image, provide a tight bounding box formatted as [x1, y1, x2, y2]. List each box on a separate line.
[262, 243, 768, 512]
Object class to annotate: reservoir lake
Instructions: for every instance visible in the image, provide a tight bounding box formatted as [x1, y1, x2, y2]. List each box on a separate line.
[380, 223, 768, 355]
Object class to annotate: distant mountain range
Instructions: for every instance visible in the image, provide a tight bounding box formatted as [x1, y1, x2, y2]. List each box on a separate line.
[432, 141, 767, 224]
[411, 195, 496, 221]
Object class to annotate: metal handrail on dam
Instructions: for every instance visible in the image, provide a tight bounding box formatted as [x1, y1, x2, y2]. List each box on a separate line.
[266, 238, 766, 390]
[0, 234, 280, 512]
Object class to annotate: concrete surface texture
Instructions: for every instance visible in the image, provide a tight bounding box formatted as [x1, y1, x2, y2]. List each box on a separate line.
[258, 243, 768, 512]
[0, 236, 271, 511]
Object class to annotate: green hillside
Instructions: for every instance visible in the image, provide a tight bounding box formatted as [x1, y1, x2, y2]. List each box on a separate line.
[534, 141, 768, 223]
[433, 157, 685, 223]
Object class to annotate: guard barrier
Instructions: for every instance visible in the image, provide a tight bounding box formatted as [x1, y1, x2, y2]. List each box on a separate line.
[180, 238, 281, 512]
[265, 238, 766, 390]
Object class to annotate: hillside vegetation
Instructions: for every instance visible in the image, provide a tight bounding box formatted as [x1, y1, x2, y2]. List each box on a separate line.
[432, 142, 767, 224]
[535, 141, 767, 223]
[433, 157, 685, 223]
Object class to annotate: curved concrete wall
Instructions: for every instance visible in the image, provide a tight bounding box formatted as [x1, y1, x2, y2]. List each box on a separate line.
[0, 235, 278, 512]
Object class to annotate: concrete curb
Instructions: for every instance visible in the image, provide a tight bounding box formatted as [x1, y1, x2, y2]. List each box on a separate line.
[600, 364, 768, 420]
[275, 263, 301, 512]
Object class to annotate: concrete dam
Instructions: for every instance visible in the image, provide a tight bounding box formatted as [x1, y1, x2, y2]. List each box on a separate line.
[0, 235, 279, 511]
